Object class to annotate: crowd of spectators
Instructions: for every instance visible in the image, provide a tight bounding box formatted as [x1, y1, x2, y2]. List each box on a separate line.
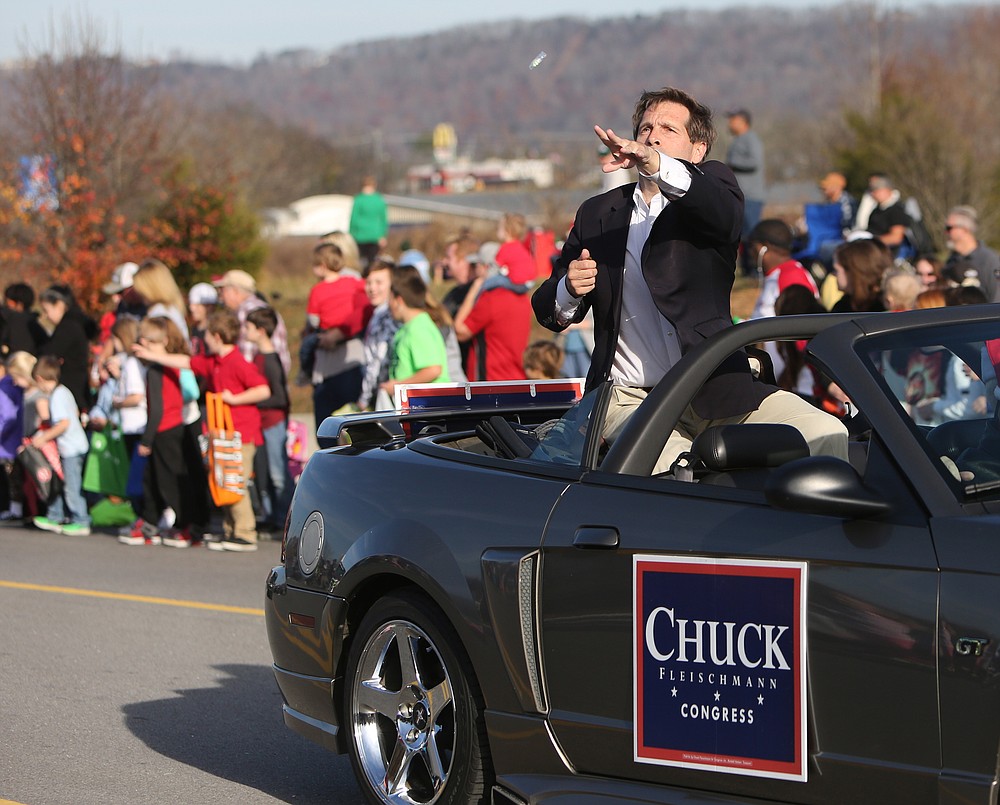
[0, 263, 296, 551]
[5, 139, 998, 543]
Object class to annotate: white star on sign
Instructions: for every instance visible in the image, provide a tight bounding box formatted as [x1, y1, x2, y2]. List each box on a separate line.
[757, 695, 764, 705]
[714, 691, 721, 701]
[671, 687, 677, 697]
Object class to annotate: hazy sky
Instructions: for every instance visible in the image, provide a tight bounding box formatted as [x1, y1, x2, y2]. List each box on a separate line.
[3, 0, 960, 64]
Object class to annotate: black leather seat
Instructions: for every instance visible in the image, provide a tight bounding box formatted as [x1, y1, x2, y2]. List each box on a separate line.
[690, 423, 810, 489]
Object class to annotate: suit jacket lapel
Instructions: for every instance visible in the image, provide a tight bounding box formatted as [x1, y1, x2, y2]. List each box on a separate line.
[601, 185, 633, 308]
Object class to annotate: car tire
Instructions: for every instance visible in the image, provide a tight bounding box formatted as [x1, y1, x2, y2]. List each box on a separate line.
[344, 589, 492, 805]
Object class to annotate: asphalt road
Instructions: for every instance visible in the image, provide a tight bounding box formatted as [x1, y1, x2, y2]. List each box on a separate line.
[0, 523, 366, 805]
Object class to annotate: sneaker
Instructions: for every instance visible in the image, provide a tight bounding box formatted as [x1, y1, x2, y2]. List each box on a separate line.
[219, 537, 258, 552]
[60, 523, 91, 536]
[33, 516, 64, 534]
[118, 522, 161, 546]
[118, 532, 162, 545]
[119, 519, 145, 537]
[162, 528, 195, 548]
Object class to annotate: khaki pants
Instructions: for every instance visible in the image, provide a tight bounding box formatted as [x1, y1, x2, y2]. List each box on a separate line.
[604, 386, 849, 476]
[222, 443, 258, 543]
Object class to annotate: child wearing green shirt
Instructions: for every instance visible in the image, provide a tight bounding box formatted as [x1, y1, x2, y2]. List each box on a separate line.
[380, 266, 450, 401]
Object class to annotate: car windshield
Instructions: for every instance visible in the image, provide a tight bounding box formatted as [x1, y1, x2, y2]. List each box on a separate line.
[860, 319, 1000, 501]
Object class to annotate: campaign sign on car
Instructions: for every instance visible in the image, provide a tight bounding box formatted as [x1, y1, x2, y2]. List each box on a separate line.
[633, 555, 807, 782]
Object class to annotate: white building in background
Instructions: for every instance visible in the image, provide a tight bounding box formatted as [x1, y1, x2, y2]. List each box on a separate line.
[260, 194, 457, 240]
[260, 195, 354, 239]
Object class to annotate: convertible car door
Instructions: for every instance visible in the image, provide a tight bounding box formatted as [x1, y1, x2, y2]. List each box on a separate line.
[537, 461, 941, 803]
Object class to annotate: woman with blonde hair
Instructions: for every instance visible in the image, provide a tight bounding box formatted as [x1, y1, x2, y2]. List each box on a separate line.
[132, 259, 189, 341]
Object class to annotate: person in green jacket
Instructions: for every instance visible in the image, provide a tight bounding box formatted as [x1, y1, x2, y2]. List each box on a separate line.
[349, 176, 388, 269]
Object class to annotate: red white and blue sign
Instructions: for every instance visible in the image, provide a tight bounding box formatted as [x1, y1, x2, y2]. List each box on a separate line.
[633, 555, 808, 782]
[395, 378, 584, 412]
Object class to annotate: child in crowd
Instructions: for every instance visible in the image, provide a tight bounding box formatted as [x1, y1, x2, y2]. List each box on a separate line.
[6, 352, 45, 519]
[187, 282, 218, 361]
[30, 356, 91, 536]
[0, 356, 24, 519]
[91, 318, 148, 458]
[109, 318, 148, 457]
[135, 309, 269, 552]
[523, 340, 564, 380]
[119, 318, 189, 546]
[244, 306, 293, 531]
[118, 316, 206, 548]
[379, 266, 449, 403]
[298, 242, 371, 384]
[357, 257, 400, 410]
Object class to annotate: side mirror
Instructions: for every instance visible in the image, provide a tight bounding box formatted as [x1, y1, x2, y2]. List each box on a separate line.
[765, 456, 892, 519]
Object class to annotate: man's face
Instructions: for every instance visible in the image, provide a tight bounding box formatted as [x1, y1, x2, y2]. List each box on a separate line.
[869, 185, 892, 205]
[727, 114, 747, 136]
[638, 102, 707, 165]
[219, 284, 242, 310]
[945, 216, 969, 248]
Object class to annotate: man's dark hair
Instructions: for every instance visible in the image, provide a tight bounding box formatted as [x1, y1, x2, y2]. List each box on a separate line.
[5, 282, 34, 309]
[247, 306, 278, 337]
[748, 219, 794, 253]
[390, 265, 428, 310]
[632, 87, 716, 156]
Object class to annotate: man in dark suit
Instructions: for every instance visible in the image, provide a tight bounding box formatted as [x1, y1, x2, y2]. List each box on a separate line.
[532, 86, 846, 474]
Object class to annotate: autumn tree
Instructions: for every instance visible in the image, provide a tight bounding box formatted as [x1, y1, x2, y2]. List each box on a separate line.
[142, 163, 266, 289]
[0, 15, 266, 311]
[825, 6, 1000, 250]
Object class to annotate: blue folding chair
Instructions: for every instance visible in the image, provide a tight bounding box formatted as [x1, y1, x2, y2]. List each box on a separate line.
[792, 202, 844, 266]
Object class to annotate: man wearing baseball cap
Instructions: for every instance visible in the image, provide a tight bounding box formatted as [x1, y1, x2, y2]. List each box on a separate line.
[214, 270, 291, 375]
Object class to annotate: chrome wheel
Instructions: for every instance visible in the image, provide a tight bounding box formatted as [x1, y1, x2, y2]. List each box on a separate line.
[350, 617, 456, 804]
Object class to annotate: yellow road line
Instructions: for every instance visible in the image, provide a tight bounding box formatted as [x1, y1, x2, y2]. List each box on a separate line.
[0, 580, 264, 616]
[0, 799, 29, 804]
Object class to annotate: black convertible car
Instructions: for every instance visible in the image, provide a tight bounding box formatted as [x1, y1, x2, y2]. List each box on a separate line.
[266, 306, 1000, 805]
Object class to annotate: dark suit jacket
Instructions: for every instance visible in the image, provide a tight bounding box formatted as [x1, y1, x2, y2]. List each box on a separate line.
[532, 159, 776, 420]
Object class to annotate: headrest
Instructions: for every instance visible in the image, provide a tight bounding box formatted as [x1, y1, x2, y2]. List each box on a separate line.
[691, 424, 809, 472]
